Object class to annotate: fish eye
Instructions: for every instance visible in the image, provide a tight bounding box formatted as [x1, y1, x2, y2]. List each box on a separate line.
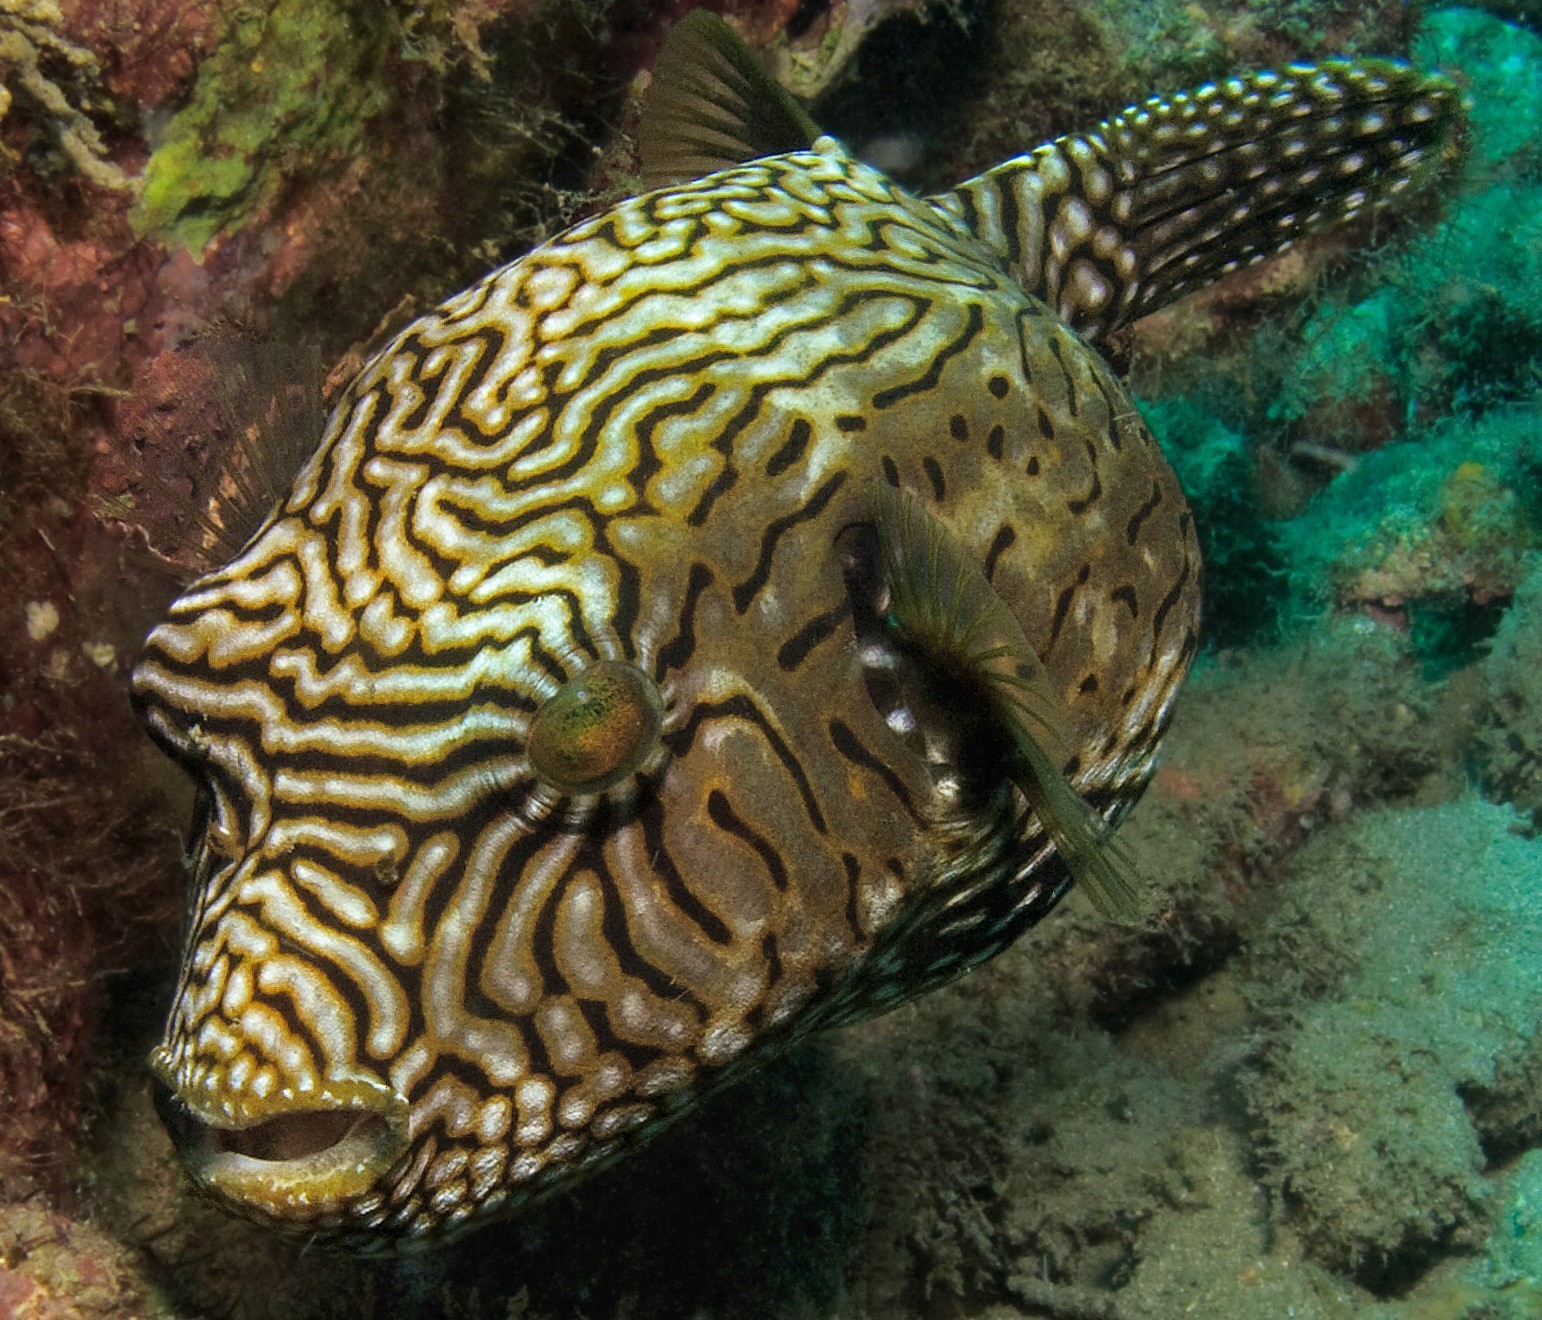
[526, 660, 663, 796]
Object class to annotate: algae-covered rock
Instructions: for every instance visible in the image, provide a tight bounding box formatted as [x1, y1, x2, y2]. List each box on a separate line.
[1476, 556, 1542, 827]
[1277, 402, 1542, 620]
[1243, 798, 1542, 1293]
[130, 0, 395, 254]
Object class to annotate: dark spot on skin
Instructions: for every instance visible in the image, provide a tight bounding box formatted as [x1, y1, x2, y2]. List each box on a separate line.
[949, 413, 969, 442]
[1121, 686, 1136, 705]
[987, 425, 1005, 459]
[922, 456, 945, 500]
[1037, 409, 1054, 440]
[1111, 585, 1139, 618]
[1078, 674, 1098, 694]
[836, 414, 867, 432]
[881, 455, 900, 487]
[988, 375, 1010, 399]
[1027, 455, 1040, 476]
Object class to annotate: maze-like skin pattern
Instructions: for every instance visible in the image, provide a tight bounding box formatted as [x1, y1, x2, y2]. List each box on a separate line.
[131, 52, 1461, 1245]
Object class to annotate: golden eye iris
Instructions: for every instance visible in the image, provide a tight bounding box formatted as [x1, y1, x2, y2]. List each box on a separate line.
[526, 660, 663, 795]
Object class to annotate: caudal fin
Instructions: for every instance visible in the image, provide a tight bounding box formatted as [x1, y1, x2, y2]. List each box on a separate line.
[932, 60, 1466, 341]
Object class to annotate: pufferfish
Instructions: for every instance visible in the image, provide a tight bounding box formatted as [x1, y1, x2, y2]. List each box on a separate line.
[130, 12, 1462, 1248]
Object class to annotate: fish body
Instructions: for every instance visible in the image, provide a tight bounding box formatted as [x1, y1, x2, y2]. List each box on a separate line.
[130, 16, 1461, 1247]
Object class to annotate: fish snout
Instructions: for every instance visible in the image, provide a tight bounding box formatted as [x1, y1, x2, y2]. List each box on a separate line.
[151, 1051, 409, 1227]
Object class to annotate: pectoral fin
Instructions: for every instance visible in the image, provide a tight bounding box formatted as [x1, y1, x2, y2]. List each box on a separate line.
[873, 483, 1143, 923]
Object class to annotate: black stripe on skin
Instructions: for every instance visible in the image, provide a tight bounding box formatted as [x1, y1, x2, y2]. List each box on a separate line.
[434, 270, 499, 327]
[217, 880, 375, 1042]
[744, 933, 781, 1031]
[983, 525, 1015, 581]
[953, 184, 980, 238]
[408, 1051, 533, 1111]
[777, 605, 846, 672]
[592, 521, 644, 661]
[1085, 360, 1127, 451]
[997, 173, 1023, 267]
[871, 303, 985, 410]
[655, 563, 713, 678]
[1048, 334, 1080, 417]
[766, 418, 813, 478]
[1046, 567, 1091, 651]
[388, 332, 439, 432]
[732, 472, 847, 614]
[1125, 481, 1163, 545]
[705, 789, 789, 892]
[1149, 556, 1191, 646]
[922, 456, 946, 500]
[141, 657, 541, 766]
[553, 345, 742, 492]
[664, 696, 827, 835]
[586, 829, 700, 1005]
[1066, 440, 1102, 515]
[637, 792, 733, 946]
[687, 288, 929, 525]
[435, 325, 519, 443]
[629, 381, 716, 502]
[827, 718, 922, 824]
[687, 460, 739, 528]
[508, 362, 568, 466]
[571, 996, 640, 1068]
[520, 848, 568, 1011]
[841, 851, 863, 941]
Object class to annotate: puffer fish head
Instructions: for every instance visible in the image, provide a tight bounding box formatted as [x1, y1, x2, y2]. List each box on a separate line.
[129, 13, 1463, 1249]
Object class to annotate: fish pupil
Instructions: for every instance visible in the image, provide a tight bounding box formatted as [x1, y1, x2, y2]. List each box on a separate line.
[526, 660, 663, 795]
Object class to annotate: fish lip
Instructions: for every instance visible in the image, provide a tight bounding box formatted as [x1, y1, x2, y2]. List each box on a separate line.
[151, 1047, 409, 1220]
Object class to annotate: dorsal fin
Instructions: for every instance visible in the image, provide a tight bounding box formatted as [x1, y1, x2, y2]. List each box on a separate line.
[929, 60, 1466, 343]
[873, 484, 1144, 924]
[638, 10, 821, 191]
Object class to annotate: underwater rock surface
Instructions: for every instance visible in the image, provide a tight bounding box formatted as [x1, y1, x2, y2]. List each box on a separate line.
[1, 0, 1540, 1316]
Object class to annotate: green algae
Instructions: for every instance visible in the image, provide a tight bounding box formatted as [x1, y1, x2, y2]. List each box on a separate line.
[130, 0, 394, 255]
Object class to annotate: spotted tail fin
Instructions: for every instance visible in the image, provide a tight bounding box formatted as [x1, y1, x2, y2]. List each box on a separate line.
[930, 60, 1466, 342]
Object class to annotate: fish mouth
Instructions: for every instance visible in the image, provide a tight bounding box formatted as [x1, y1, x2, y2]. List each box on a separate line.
[151, 1051, 408, 1223]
